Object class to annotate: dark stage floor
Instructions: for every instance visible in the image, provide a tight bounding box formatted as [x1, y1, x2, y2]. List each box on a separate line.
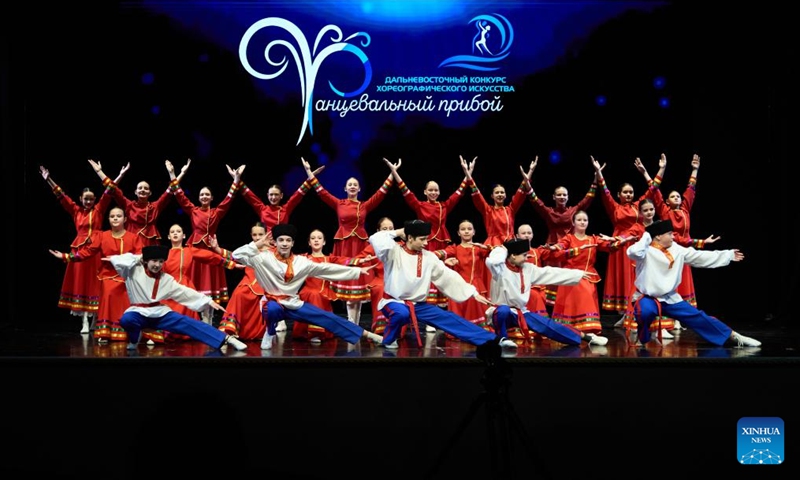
[1, 314, 797, 361]
[2, 315, 798, 480]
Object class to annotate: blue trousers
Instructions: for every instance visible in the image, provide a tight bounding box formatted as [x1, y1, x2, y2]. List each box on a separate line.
[634, 298, 732, 345]
[262, 301, 364, 344]
[493, 305, 582, 345]
[120, 311, 227, 348]
[380, 302, 498, 346]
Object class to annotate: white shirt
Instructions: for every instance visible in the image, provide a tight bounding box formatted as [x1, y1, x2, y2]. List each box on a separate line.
[626, 232, 735, 304]
[110, 253, 212, 317]
[484, 246, 584, 318]
[232, 242, 361, 309]
[369, 230, 476, 310]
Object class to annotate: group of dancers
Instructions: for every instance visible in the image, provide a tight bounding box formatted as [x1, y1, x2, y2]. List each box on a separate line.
[42, 152, 761, 353]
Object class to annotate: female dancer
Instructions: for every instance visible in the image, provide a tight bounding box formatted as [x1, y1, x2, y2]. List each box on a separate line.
[48, 207, 143, 343]
[304, 157, 394, 325]
[217, 223, 271, 340]
[525, 155, 599, 305]
[167, 159, 242, 311]
[294, 229, 372, 343]
[592, 155, 661, 320]
[439, 219, 494, 337]
[234, 158, 323, 233]
[90, 159, 180, 246]
[384, 156, 473, 309]
[40, 163, 123, 333]
[550, 210, 635, 333]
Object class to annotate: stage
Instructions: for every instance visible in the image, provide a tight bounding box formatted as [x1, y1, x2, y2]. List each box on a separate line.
[2, 315, 798, 480]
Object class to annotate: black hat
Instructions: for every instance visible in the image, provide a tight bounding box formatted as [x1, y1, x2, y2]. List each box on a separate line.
[504, 239, 529, 256]
[271, 224, 297, 241]
[142, 245, 170, 261]
[404, 220, 431, 237]
[646, 219, 674, 238]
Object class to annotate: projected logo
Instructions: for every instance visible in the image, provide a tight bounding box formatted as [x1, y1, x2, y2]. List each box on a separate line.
[439, 13, 514, 71]
[239, 18, 372, 145]
[737, 417, 784, 465]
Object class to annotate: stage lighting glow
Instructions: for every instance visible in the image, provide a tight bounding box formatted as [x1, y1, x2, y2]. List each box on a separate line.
[653, 76, 666, 89]
[355, 1, 464, 28]
[595, 95, 607, 106]
[151, 105, 161, 115]
[659, 97, 670, 108]
[311, 143, 322, 154]
[318, 153, 329, 165]
[198, 53, 209, 63]
[141, 72, 155, 85]
[549, 151, 561, 165]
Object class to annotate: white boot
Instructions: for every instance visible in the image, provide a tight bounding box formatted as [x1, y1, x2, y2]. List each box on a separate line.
[658, 329, 674, 339]
[225, 335, 248, 351]
[80, 313, 90, 334]
[363, 330, 383, 344]
[260, 331, 275, 350]
[613, 314, 625, 328]
[275, 320, 287, 332]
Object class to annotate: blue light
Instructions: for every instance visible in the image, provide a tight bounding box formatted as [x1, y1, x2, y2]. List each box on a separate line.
[595, 95, 607, 106]
[659, 97, 670, 108]
[198, 53, 209, 63]
[141, 72, 155, 85]
[351, 130, 362, 141]
[151, 105, 161, 115]
[549, 150, 561, 165]
[653, 76, 666, 89]
[318, 153, 329, 165]
[311, 143, 322, 154]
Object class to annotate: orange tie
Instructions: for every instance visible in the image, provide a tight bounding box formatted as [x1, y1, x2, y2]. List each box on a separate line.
[275, 252, 295, 281]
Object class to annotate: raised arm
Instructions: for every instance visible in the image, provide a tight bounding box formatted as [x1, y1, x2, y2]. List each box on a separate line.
[383, 157, 403, 185]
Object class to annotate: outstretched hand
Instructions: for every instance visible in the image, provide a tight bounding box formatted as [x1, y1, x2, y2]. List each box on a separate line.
[703, 234, 720, 244]
[208, 301, 227, 313]
[359, 263, 378, 275]
[473, 292, 494, 306]
[732, 249, 744, 262]
[39, 165, 50, 181]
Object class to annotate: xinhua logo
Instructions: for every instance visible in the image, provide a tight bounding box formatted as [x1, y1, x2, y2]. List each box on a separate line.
[737, 417, 784, 465]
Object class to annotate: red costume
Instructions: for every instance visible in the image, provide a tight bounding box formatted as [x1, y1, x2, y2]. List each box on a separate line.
[551, 233, 621, 333]
[50, 179, 115, 314]
[311, 175, 393, 301]
[597, 177, 656, 312]
[239, 179, 313, 232]
[172, 181, 239, 303]
[440, 243, 493, 335]
[108, 179, 177, 246]
[68, 230, 143, 341]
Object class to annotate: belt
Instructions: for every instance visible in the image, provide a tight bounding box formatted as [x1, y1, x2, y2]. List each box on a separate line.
[383, 293, 422, 347]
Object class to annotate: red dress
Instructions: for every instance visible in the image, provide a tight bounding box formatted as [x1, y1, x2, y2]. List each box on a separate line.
[551, 234, 618, 333]
[398, 179, 468, 306]
[529, 182, 597, 304]
[292, 254, 353, 341]
[50, 180, 115, 314]
[441, 244, 493, 333]
[311, 175, 393, 301]
[218, 266, 267, 340]
[239, 180, 313, 231]
[598, 177, 656, 312]
[173, 181, 238, 303]
[70, 230, 143, 341]
[525, 246, 554, 317]
[108, 179, 177, 246]
[653, 179, 698, 306]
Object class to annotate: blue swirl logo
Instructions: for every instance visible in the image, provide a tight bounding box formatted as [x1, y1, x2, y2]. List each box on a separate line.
[239, 18, 372, 145]
[439, 13, 513, 71]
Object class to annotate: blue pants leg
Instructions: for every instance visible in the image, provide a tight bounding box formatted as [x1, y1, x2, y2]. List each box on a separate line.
[660, 300, 732, 346]
[492, 305, 514, 338]
[262, 301, 283, 335]
[286, 303, 364, 344]
[120, 311, 227, 348]
[523, 311, 582, 345]
[635, 298, 732, 345]
[380, 302, 412, 346]
[414, 303, 497, 346]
